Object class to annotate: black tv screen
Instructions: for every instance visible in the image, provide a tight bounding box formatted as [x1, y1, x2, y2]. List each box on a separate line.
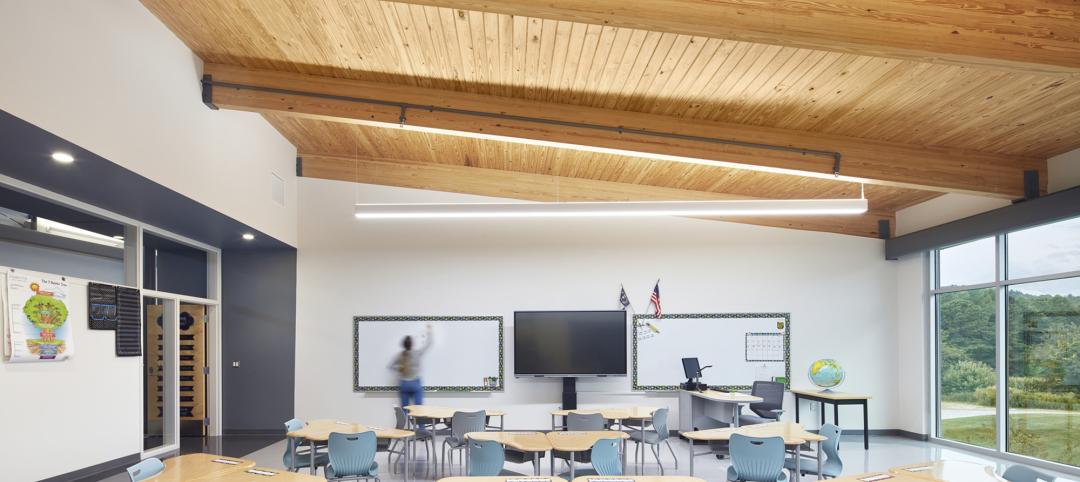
[514, 310, 627, 376]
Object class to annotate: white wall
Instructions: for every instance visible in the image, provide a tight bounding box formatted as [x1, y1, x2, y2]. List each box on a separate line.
[894, 253, 929, 435]
[1050, 147, 1080, 193]
[0, 0, 298, 247]
[894, 194, 1010, 237]
[0, 271, 142, 482]
[296, 178, 902, 431]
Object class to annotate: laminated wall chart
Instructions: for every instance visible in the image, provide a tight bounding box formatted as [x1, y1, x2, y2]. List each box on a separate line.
[3, 268, 74, 362]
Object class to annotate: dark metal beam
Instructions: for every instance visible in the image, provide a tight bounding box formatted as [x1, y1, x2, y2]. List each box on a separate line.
[886, 185, 1080, 259]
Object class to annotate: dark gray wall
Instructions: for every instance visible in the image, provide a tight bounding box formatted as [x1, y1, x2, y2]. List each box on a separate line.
[221, 247, 297, 433]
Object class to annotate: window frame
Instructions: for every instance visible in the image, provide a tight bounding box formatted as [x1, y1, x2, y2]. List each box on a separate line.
[929, 219, 1080, 476]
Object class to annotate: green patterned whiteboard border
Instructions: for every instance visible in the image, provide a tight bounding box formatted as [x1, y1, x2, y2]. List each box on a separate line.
[353, 315, 504, 393]
[631, 313, 790, 392]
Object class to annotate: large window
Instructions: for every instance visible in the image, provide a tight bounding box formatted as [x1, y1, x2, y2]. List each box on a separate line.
[932, 219, 1080, 469]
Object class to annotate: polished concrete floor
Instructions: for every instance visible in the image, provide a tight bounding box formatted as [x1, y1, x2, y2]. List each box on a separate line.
[97, 434, 1079, 481]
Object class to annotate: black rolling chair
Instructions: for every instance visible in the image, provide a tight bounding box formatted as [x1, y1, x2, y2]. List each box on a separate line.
[739, 381, 786, 426]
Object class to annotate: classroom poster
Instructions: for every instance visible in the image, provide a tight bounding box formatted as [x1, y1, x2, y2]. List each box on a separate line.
[4, 268, 73, 362]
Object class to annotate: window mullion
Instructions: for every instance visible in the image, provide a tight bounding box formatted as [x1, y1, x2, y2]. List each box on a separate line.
[995, 234, 1008, 453]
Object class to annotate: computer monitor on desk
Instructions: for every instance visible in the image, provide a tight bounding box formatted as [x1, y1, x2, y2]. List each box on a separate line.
[681, 357, 709, 391]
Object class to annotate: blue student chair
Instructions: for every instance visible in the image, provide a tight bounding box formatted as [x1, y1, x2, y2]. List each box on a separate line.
[784, 423, 842, 479]
[326, 431, 380, 481]
[283, 418, 329, 472]
[629, 407, 678, 474]
[441, 410, 487, 476]
[1002, 464, 1057, 482]
[554, 412, 606, 466]
[467, 439, 524, 476]
[727, 434, 789, 482]
[389, 407, 433, 474]
[557, 438, 623, 480]
[126, 457, 164, 482]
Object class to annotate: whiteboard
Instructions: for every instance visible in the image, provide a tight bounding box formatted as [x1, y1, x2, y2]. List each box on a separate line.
[632, 313, 790, 391]
[353, 315, 504, 392]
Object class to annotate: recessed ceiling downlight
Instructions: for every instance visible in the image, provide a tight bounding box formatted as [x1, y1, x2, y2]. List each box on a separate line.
[242, 233, 256, 241]
[51, 152, 75, 164]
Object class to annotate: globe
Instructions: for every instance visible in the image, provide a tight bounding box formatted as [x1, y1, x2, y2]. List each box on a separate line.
[808, 359, 845, 391]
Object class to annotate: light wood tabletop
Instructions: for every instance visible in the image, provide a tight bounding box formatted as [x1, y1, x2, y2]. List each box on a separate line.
[685, 389, 763, 403]
[889, 460, 1004, 481]
[405, 404, 507, 419]
[197, 466, 325, 481]
[828, 473, 929, 482]
[551, 406, 658, 420]
[436, 478, 554, 482]
[151, 454, 255, 481]
[285, 419, 414, 441]
[467, 431, 553, 452]
[682, 421, 826, 444]
[572, 477, 708, 482]
[790, 388, 872, 400]
[545, 430, 630, 452]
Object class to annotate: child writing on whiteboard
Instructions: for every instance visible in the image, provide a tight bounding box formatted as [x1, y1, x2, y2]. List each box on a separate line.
[390, 323, 433, 407]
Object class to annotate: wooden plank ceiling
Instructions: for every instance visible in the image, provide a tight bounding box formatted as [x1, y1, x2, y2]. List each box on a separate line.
[140, 0, 1079, 238]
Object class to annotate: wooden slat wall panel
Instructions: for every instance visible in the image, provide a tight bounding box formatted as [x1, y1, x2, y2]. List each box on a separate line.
[142, 0, 1080, 157]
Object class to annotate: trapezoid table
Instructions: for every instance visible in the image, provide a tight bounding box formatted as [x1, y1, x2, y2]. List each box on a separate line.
[790, 389, 871, 449]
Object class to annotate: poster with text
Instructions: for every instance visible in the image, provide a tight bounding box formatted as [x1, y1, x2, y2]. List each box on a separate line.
[5, 269, 73, 362]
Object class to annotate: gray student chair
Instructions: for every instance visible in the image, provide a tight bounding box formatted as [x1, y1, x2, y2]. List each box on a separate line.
[740, 381, 786, 425]
[440, 410, 486, 476]
[553, 412, 606, 466]
[629, 407, 678, 474]
[785, 423, 842, 479]
[1003, 464, 1057, 482]
[389, 407, 432, 474]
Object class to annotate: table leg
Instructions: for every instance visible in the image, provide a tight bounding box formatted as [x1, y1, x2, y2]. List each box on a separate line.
[550, 448, 555, 476]
[688, 440, 694, 476]
[404, 436, 411, 482]
[820, 402, 825, 426]
[795, 395, 801, 423]
[639, 425, 645, 474]
[534, 451, 540, 476]
[733, 403, 740, 428]
[816, 440, 823, 480]
[570, 450, 576, 480]
[288, 436, 295, 471]
[794, 443, 801, 482]
[862, 401, 869, 450]
[309, 440, 316, 475]
[622, 439, 627, 475]
[833, 403, 839, 426]
[465, 439, 470, 476]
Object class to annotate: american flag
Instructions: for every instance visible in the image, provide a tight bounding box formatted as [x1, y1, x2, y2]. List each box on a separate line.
[619, 285, 632, 311]
[650, 281, 662, 318]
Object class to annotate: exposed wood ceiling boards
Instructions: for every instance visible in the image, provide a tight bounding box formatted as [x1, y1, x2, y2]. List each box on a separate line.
[141, 0, 1080, 157]
[204, 63, 1043, 198]
[270, 115, 939, 215]
[390, 0, 1080, 75]
[301, 154, 895, 238]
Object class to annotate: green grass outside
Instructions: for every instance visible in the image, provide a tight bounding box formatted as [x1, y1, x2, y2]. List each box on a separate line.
[942, 412, 1080, 467]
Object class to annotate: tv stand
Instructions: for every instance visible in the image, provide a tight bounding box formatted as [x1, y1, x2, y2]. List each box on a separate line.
[562, 377, 577, 410]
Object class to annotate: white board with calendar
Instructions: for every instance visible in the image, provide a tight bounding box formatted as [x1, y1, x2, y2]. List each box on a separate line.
[632, 313, 790, 391]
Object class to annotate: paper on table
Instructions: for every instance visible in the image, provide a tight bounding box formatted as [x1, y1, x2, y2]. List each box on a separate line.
[245, 469, 278, 476]
[904, 466, 934, 472]
[211, 459, 242, 465]
[859, 475, 894, 481]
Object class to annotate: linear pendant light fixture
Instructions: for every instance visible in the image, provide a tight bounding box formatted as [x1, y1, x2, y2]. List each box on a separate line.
[354, 198, 868, 219]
